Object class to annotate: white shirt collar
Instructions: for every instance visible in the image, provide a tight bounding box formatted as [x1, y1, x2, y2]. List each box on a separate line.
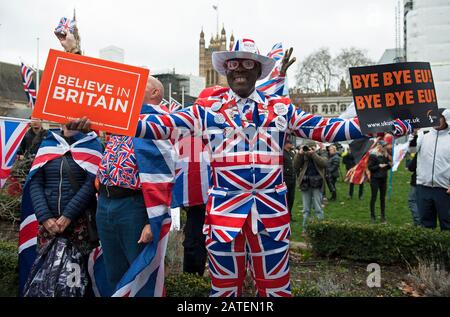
[229, 89, 263, 106]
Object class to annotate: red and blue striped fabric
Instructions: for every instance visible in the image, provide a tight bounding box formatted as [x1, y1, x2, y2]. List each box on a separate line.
[20, 63, 37, 108]
[18, 131, 103, 296]
[0, 119, 29, 188]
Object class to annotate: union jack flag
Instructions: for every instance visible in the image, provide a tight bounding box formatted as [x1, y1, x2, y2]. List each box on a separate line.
[160, 98, 170, 109]
[20, 63, 37, 108]
[171, 132, 210, 208]
[89, 104, 176, 297]
[256, 43, 288, 96]
[0, 119, 29, 188]
[54, 17, 75, 35]
[18, 131, 103, 296]
[169, 98, 183, 113]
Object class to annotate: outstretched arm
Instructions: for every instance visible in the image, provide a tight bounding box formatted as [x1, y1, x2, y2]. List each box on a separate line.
[135, 105, 203, 140]
[288, 105, 411, 142]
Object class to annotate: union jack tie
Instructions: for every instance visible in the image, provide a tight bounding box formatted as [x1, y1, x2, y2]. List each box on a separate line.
[241, 102, 254, 124]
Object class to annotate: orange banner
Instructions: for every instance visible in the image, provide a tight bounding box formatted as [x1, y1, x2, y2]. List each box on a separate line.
[33, 49, 149, 136]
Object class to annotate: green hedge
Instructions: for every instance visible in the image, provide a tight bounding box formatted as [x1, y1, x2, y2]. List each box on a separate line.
[306, 220, 450, 265]
[165, 273, 211, 297]
[0, 241, 18, 297]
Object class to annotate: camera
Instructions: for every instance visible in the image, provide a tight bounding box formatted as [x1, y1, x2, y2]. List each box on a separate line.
[302, 145, 310, 152]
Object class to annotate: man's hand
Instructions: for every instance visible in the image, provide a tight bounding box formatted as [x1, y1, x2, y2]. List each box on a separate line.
[43, 218, 60, 235]
[447, 186, 450, 195]
[280, 47, 296, 77]
[55, 31, 79, 53]
[306, 149, 314, 157]
[65, 116, 91, 133]
[56, 215, 72, 233]
[138, 224, 153, 244]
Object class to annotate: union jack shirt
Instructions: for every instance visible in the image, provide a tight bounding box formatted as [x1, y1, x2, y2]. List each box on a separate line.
[97, 135, 141, 189]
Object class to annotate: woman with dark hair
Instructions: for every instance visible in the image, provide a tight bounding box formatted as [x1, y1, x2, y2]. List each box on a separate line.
[368, 140, 392, 224]
[23, 125, 102, 297]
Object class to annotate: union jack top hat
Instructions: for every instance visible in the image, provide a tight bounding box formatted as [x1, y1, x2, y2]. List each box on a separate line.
[212, 38, 276, 80]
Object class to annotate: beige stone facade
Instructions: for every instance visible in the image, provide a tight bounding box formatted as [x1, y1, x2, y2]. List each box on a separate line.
[199, 26, 234, 87]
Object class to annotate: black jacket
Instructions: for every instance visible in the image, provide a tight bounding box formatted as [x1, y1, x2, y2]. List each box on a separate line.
[406, 154, 417, 186]
[342, 153, 356, 171]
[283, 149, 296, 184]
[327, 153, 340, 178]
[368, 153, 392, 179]
[29, 134, 97, 224]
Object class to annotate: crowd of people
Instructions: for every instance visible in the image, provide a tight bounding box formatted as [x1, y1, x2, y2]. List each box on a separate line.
[14, 20, 449, 298]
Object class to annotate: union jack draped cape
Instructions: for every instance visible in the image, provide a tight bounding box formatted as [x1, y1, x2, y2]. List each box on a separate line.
[19, 131, 103, 296]
[89, 104, 176, 297]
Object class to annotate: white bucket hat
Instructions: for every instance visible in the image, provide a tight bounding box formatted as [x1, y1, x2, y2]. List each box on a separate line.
[212, 38, 276, 80]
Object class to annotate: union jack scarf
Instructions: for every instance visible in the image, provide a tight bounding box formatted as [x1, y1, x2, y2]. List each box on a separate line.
[20, 63, 37, 108]
[18, 130, 103, 296]
[89, 104, 176, 297]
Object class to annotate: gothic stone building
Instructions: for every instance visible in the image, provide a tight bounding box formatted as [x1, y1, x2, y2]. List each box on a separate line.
[199, 26, 234, 87]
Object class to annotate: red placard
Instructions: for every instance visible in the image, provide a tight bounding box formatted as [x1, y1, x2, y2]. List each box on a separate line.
[33, 49, 149, 136]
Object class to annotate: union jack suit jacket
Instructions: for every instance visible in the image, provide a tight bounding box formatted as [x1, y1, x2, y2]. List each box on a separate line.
[136, 88, 367, 243]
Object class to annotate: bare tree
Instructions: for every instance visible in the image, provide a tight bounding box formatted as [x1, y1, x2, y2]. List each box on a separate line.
[295, 48, 337, 94]
[334, 47, 374, 83]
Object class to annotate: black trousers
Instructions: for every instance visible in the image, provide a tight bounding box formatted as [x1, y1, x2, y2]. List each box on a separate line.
[327, 175, 338, 200]
[286, 180, 296, 216]
[349, 183, 364, 199]
[416, 185, 450, 231]
[370, 177, 387, 218]
[183, 204, 207, 275]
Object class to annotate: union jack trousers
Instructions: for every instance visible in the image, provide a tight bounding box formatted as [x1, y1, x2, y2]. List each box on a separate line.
[207, 211, 290, 297]
[135, 87, 410, 297]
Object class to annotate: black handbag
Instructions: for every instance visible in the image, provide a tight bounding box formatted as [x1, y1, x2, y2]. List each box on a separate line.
[62, 155, 99, 243]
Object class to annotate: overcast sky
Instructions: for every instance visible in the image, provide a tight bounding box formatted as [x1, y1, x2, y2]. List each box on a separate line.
[0, 0, 398, 84]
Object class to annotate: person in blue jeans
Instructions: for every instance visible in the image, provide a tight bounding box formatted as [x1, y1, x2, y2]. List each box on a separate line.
[95, 190, 149, 287]
[294, 141, 328, 234]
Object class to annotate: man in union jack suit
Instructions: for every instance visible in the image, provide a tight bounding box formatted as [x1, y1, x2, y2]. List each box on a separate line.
[131, 38, 412, 297]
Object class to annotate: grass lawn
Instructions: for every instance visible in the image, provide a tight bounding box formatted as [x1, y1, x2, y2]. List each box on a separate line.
[290, 160, 414, 242]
